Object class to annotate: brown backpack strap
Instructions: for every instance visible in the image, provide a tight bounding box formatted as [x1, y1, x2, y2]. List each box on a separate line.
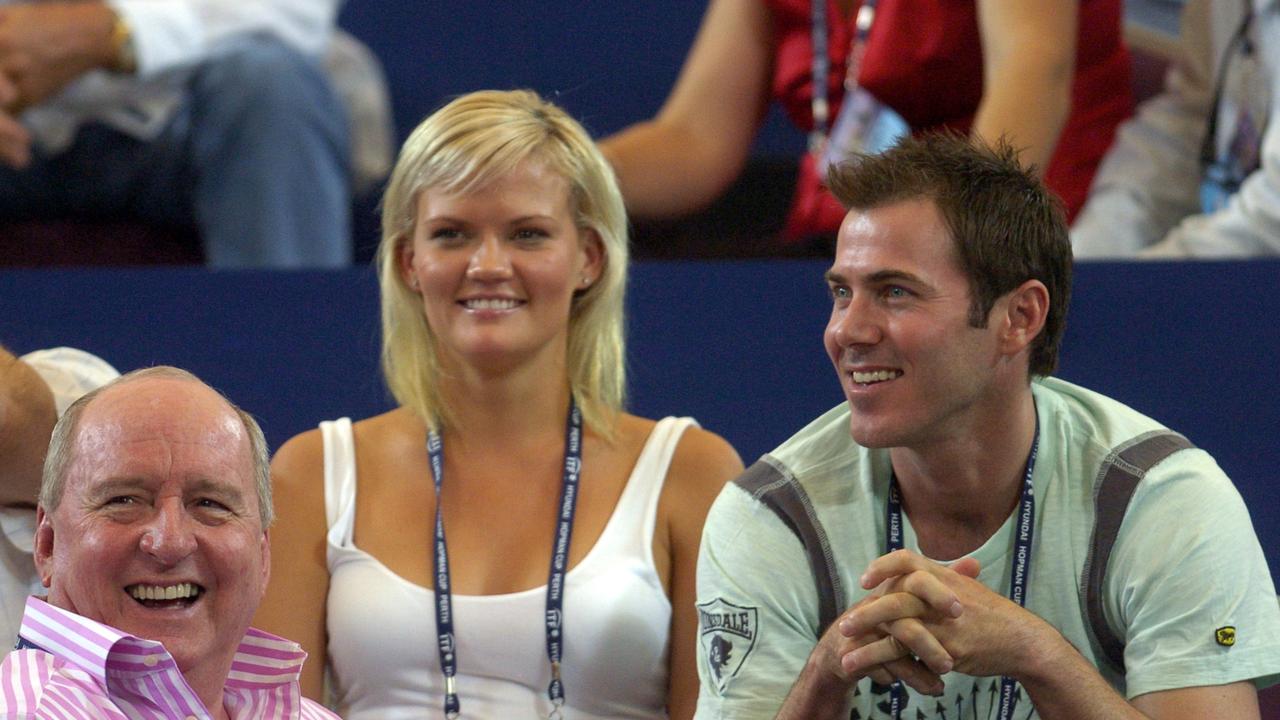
[735, 457, 845, 635]
[1082, 430, 1195, 673]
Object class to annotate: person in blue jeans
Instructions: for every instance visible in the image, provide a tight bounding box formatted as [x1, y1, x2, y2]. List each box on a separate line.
[0, 1, 350, 268]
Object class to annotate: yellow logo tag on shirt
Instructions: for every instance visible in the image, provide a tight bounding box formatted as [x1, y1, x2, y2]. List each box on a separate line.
[1216, 626, 1236, 647]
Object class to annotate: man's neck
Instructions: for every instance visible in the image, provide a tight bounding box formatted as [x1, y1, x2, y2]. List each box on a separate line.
[889, 388, 1038, 560]
[183, 658, 235, 720]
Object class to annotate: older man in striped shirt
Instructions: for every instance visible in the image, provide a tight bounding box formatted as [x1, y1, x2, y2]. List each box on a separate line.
[0, 367, 335, 719]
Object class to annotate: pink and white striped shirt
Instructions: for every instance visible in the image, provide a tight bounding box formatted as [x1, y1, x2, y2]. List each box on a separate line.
[0, 598, 337, 720]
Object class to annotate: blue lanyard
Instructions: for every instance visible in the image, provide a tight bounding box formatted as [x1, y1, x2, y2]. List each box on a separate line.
[884, 419, 1039, 720]
[1198, 2, 1260, 212]
[1198, 0, 1255, 171]
[427, 398, 583, 719]
[809, 0, 878, 154]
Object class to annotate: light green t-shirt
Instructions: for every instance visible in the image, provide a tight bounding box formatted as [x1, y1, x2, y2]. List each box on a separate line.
[695, 377, 1280, 719]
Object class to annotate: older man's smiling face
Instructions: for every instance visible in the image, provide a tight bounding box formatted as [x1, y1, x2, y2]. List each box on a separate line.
[34, 377, 269, 679]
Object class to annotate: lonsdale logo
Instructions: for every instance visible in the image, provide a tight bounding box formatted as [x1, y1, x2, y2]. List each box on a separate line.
[697, 598, 759, 693]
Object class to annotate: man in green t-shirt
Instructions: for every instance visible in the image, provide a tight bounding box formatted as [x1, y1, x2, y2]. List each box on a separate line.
[694, 134, 1280, 720]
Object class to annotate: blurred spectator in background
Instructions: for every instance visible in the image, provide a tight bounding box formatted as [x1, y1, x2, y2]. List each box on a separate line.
[0, 0, 354, 268]
[1073, 0, 1278, 257]
[601, 0, 1133, 251]
[0, 345, 118, 645]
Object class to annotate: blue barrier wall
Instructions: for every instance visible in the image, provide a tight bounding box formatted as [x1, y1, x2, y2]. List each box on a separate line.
[336, 2, 807, 156]
[2, 260, 1276, 580]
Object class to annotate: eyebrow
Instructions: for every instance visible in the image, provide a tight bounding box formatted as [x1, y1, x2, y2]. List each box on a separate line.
[185, 477, 247, 503]
[84, 478, 149, 501]
[824, 268, 930, 286]
[84, 477, 246, 504]
[419, 214, 465, 226]
[422, 213, 557, 225]
[866, 269, 929, 286]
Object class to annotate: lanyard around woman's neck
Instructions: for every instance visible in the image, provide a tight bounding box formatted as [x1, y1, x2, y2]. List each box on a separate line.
[882, 417, 1040, 720]
[426, 398, 584, 719]
[809, 0, 879, 155]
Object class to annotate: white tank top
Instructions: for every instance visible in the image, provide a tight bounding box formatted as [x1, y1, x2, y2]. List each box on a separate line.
[322, 416, 695, 719]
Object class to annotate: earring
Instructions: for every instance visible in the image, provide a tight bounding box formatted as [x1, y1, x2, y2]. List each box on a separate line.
[408, 277, 420, 291]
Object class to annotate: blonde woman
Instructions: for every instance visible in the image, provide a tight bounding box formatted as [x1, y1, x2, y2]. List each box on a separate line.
[255, 89, 743, 719]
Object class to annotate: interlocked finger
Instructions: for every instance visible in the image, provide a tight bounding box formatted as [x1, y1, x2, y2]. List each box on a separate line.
[882, 655, 946, 696]
[839, 590, 932, 638]
[840, 628, 914, 673]
[885, 618, 953, 675]
[898, 569, 965, 619]
[886, 635, 904, 656]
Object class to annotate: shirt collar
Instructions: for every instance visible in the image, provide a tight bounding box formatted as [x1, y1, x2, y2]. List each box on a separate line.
[17, 596, 308, 690]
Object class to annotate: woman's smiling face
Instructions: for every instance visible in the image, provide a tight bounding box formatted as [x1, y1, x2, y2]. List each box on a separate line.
[400, 158, 603, 374]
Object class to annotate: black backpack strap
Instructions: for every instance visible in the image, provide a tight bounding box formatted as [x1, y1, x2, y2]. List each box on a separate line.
[734, 457, 846, 636]
[1082, 430, 1195, 673]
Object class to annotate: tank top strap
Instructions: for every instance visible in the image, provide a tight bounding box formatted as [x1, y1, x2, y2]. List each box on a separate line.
[602, 416, 698, 560]
[320, 417, 357, 544]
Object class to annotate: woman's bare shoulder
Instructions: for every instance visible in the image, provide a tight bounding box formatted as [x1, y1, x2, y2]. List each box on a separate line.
[350, 406, 427, 460]
[272, 408, 420, 482]
[669, 422, 744, 493]
[621, 412, 744, 490]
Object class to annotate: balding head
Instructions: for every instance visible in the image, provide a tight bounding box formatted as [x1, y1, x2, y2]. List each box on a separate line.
[39, 367, 272, 527]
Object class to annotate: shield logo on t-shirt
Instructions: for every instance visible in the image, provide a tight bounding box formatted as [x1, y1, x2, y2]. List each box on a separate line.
[697, 598, 758, 694]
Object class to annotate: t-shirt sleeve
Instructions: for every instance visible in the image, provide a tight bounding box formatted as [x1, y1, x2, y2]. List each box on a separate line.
[693, 483, 832, 719]
[1106, 448, 1280, 698]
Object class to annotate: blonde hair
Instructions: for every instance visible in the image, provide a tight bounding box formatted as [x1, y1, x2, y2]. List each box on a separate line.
[376, 89, 628, 435]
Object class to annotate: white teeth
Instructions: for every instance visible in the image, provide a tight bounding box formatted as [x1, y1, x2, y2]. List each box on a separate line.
[852, 370, 901, 384]
[463, 298, 520, 310]
[129, 583, 199, 601]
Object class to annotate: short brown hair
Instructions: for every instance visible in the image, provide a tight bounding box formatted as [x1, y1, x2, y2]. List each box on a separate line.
[827, 133, 1072, 377]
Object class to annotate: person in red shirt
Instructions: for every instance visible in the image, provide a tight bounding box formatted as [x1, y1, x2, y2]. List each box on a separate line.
[603, 0, 1132, 247]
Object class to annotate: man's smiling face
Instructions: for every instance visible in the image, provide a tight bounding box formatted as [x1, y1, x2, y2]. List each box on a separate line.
[824, 198, 1012, 449]
[34, 377, 269, 677]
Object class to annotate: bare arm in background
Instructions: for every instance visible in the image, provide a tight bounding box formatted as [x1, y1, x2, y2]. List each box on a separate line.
[973, 0, 1077, 175]
[0, 345, 56, 508]
[599, 0, 775, 220]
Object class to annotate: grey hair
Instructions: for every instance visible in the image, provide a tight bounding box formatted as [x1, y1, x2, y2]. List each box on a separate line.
[39, 366, 273, 527]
